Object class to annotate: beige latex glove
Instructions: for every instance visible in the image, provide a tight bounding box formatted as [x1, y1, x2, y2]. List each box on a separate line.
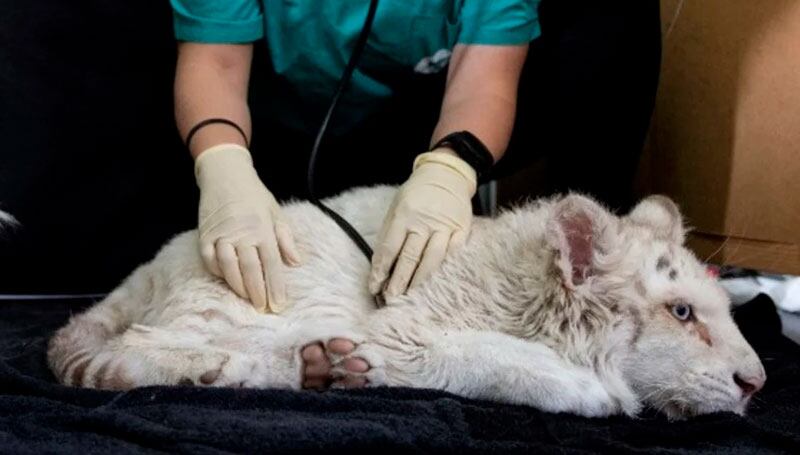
[195, 144, 301, 313]
[369, 149, 477, 298]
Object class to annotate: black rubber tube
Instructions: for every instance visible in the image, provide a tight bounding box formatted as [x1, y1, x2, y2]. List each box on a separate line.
[306, 0, 380, 263]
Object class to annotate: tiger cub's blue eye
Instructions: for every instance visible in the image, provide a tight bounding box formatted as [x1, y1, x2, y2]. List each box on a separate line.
[670, 304, 692, 321]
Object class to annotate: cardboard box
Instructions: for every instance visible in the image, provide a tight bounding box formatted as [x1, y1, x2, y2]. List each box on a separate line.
[637, 0, 800, 275]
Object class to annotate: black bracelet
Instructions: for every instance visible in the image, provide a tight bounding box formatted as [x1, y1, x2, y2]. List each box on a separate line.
[185, 118, 249, 150]
[431, 131, 494, 179]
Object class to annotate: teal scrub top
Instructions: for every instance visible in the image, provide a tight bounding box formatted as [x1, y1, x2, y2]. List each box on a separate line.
[170, 0, 541, 134]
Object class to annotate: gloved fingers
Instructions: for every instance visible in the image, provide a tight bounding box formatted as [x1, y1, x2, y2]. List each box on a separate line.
[200, 239, 223, 277]
[449, 229, 469, 251]
[384, 231, 429, 297]
[274, 216, 302, 267]
[258, 234, 288, 313]
[368, 219, 407, 295]
[409, 230, 450, 290]
[216, 241, 248, 299]
[236, 245, 268, 313]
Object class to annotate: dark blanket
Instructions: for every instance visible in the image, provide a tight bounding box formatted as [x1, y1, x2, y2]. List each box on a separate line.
[1, 295, 799, 453]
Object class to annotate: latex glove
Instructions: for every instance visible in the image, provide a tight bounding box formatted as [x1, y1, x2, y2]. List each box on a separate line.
[195, 144, 301, 313]
[369, 149, 477, 298]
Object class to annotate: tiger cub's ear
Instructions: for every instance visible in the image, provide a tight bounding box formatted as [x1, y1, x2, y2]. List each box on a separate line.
[627, 195, 685, 244]
[545, 194, 618, 289]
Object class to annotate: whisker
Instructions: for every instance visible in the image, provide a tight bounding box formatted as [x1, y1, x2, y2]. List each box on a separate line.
[704, 235, 731, 264]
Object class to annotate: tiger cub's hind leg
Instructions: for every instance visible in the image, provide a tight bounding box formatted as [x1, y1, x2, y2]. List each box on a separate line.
[69, 322, 269, 390]
[96, 323, 271, 390]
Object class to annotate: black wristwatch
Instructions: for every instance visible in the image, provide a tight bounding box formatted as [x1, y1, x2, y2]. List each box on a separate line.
[431, 131, 494, 180]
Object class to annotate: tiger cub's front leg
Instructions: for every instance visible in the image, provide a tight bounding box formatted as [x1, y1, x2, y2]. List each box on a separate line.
[340, 327, 631, 417]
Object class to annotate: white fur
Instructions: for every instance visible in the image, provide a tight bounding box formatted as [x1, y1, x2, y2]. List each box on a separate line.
[48, 186, 765, 419]
[0, 210, 16, 229]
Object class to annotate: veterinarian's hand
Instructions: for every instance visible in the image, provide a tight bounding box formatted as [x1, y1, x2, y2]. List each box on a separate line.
[369, 149, 477, 297]
[194, 144, 302, 313]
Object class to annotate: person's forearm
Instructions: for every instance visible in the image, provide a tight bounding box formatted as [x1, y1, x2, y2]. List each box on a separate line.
[431, 90, 516, 163]
[430, 44, 528, 163]
[174, 43, 254, 158]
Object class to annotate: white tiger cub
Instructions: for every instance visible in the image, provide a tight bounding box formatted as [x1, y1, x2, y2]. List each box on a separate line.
[48, 186, 765, 419]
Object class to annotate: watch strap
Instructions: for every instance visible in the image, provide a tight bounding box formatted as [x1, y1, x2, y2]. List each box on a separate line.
[431, 131, 494, 178]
